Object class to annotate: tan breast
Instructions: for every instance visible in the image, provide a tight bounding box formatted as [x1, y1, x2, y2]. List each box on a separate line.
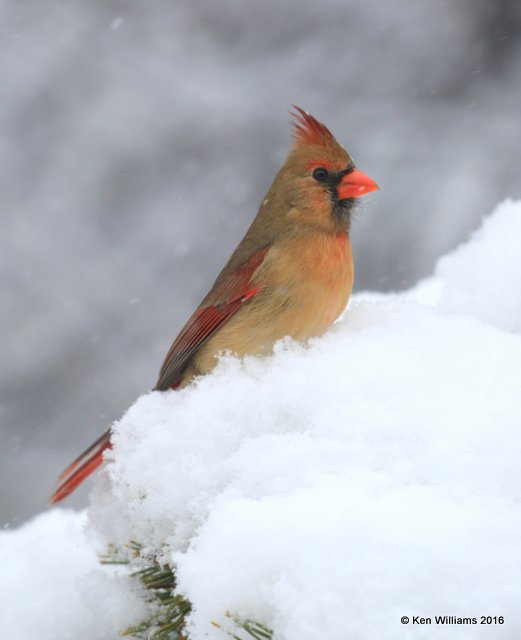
[192, 229, 354, 377]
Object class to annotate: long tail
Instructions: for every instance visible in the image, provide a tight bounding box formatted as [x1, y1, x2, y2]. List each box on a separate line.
[49, 430, 112, 505]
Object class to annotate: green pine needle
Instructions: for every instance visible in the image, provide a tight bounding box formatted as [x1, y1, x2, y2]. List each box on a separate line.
[100, 543, 273, 640]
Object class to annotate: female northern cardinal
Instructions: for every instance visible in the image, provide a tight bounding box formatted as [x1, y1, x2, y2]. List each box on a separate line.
[49, 107, 378, 504]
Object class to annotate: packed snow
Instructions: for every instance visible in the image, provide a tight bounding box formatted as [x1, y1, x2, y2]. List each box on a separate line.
[1, 200, 521, 640]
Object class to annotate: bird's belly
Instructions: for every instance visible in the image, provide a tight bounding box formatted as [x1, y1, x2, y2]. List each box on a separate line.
[194, 277, 351, 375]
[193, 232, 354, 377]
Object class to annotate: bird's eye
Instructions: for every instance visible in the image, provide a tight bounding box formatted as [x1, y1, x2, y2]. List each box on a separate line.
[312, 167, 329, 182]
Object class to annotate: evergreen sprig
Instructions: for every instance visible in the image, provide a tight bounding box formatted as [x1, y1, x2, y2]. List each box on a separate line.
[100, 542, 273, 640]
[213, 613, 273, 640]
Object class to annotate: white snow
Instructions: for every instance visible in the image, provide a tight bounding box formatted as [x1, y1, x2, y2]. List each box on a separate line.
[1, 199, 521, 639]
[0, 510, 146, 640]
[435, 199, 521, 333]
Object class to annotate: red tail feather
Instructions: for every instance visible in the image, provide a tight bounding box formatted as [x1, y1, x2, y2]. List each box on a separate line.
[49, 430, 112, 505]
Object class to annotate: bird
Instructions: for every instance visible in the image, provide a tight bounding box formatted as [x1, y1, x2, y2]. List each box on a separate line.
[49, 107, 378, 505]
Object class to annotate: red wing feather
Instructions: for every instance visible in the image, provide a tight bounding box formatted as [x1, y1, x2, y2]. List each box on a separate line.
[49, 245, 270, 504]
[155, 246, 269, 390]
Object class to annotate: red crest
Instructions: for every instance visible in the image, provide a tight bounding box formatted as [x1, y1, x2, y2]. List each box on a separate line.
[291, 106, 335, 147]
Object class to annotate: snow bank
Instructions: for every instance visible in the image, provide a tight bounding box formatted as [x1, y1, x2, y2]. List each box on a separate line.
[2, 200, 521, 640]
[0, 510, 146, 640]
[435, 199, 521, 333]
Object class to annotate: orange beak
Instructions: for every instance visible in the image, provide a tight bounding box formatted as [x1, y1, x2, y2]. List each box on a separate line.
[337, 168, 379, 199]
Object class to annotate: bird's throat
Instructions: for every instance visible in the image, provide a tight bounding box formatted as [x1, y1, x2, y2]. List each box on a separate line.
[332, 197, 356, 233]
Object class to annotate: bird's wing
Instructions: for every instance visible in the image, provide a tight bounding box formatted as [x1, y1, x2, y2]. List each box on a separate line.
[154, 246, 270, 391]
[49, 246, 270, 505]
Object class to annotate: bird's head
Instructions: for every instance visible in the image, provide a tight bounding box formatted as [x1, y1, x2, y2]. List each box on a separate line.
[269, 107, 378, 233]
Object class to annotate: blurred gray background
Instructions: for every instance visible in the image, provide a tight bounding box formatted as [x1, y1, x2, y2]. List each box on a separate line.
[2, 0, 521, 526]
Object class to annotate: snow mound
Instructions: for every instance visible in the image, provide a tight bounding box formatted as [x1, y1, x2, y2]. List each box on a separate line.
[2, 200, 521, 640]
[432, 199, 520, 331]
[0, 510, 146, 640]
